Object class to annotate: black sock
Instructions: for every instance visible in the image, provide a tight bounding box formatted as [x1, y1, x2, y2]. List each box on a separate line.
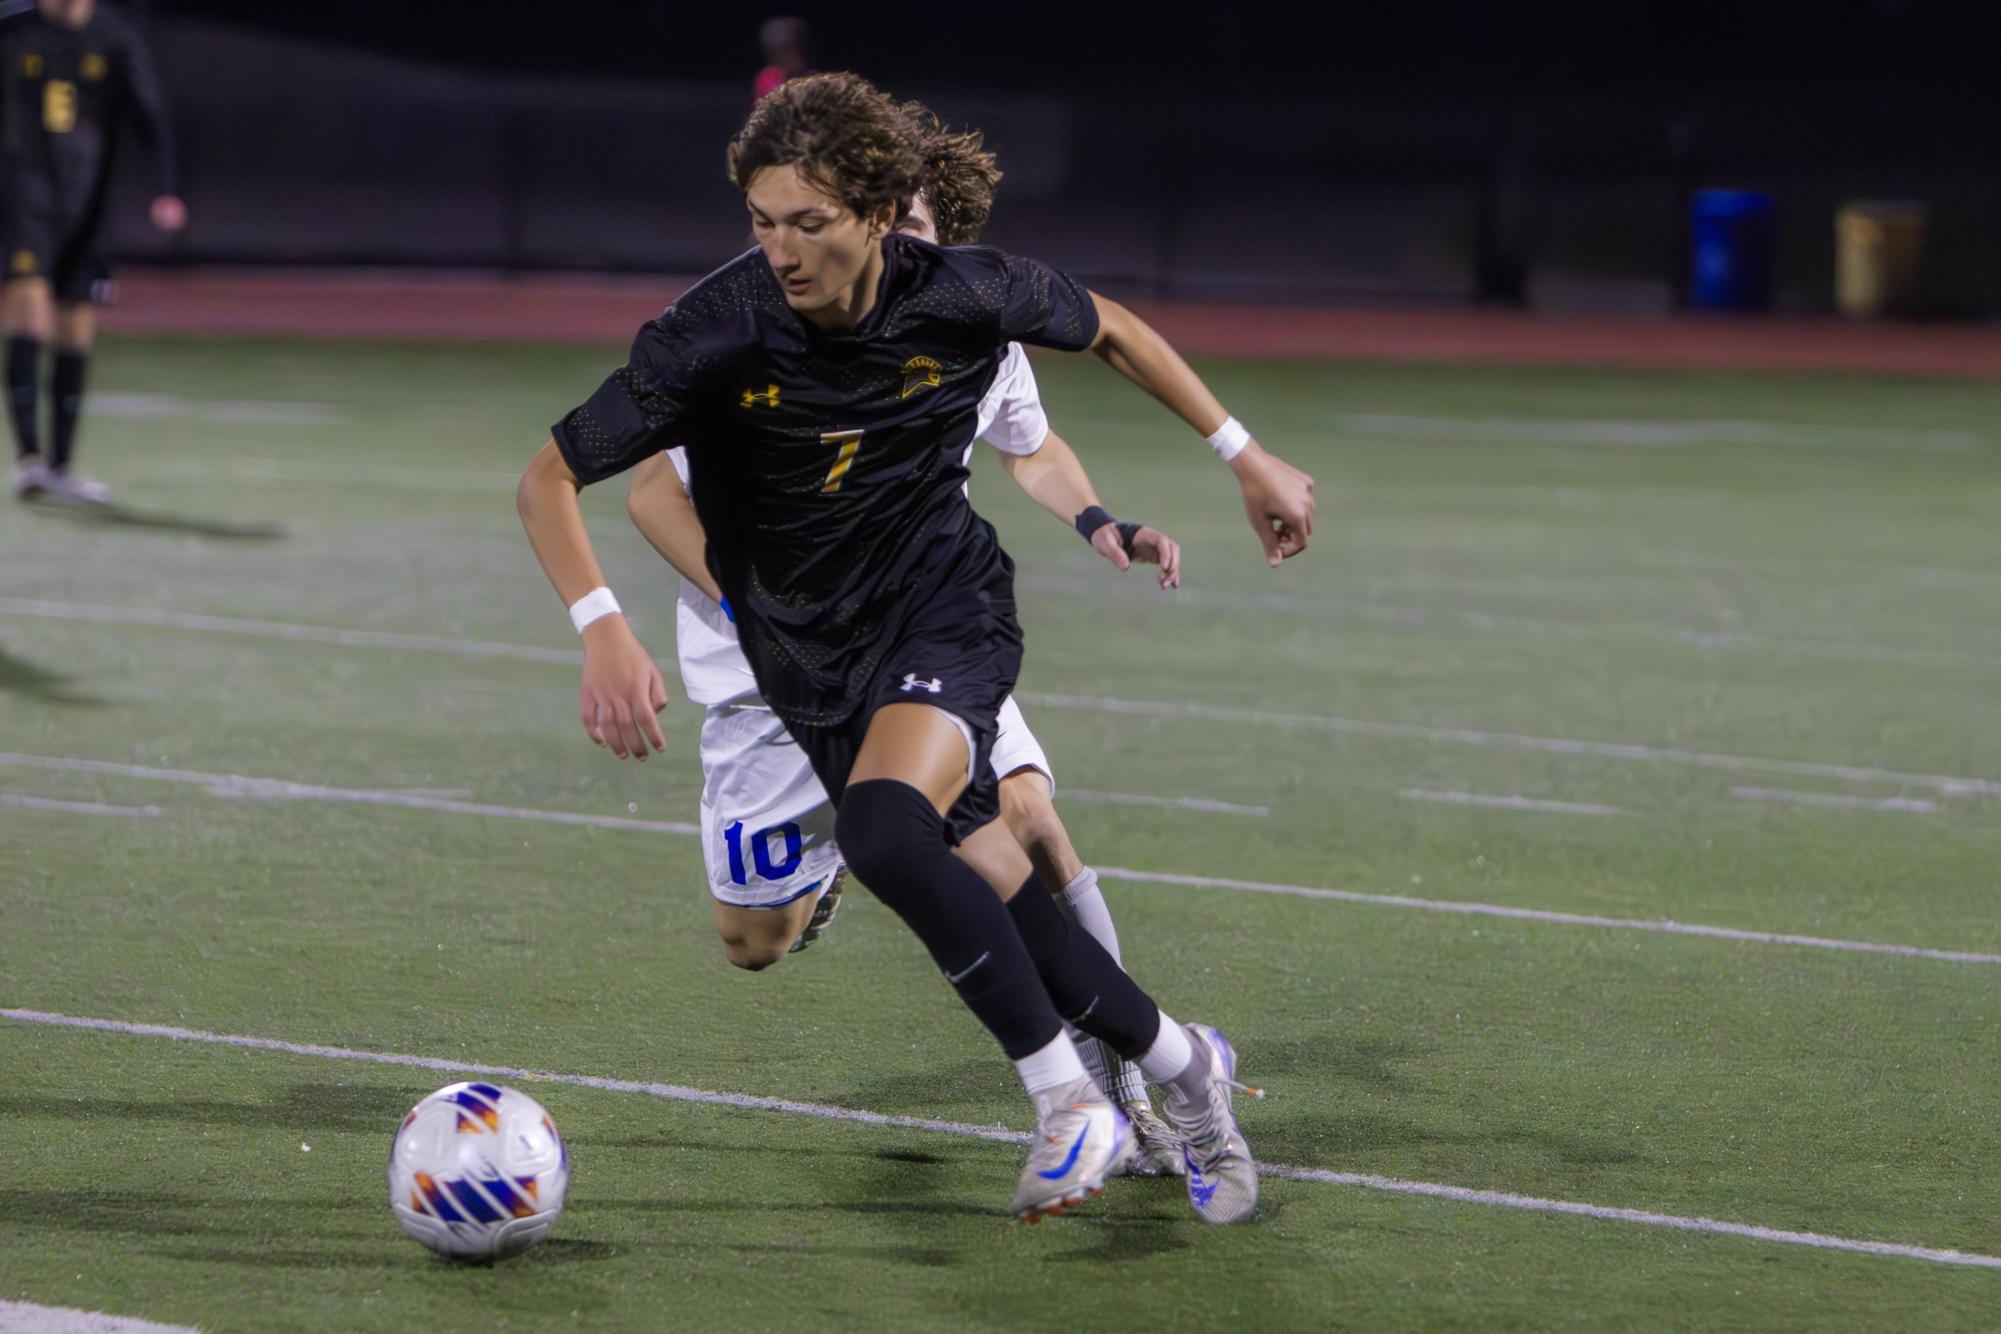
[1005, 878, 1164, 1060]
[835, 780, 1064, 1060]
[5, 335, 41, 460]
[50, 348, 85, 472]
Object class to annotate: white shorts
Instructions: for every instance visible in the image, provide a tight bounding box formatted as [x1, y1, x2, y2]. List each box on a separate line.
[696, 695, 1053, 909]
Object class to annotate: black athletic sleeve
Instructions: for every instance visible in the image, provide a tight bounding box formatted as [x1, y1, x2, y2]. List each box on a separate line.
[551, 311, 706, 486]
[115, 19, 176, 196]
[995, 253, 1100, 351]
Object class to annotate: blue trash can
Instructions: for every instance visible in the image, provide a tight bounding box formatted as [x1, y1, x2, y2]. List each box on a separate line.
[1689, 189, 1774, 312]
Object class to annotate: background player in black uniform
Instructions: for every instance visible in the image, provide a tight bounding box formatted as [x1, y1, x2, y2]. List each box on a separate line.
[519, 73, 1314, 1223]
[0, 0, 184, 504]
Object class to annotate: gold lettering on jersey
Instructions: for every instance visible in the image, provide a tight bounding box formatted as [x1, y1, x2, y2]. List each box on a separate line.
[900, 355, 942, 400]
[10, 248, 36, 275]
[740, 384, 780, 408]
[80, 52, 106, 81]
[20, 53, 41, 77]
[42, 79, 76, 134]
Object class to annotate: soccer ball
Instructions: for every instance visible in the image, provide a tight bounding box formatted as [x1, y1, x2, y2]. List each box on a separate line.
[388, 1081, 570, 1261]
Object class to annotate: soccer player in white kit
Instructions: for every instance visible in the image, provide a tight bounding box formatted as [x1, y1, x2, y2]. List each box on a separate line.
[621, 113, 1189, 1174]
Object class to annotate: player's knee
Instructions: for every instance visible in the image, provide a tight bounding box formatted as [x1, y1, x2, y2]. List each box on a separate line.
[834, 778, 944, 891]
[721, 935, 788, 971]
[999, 776, 1072, 885]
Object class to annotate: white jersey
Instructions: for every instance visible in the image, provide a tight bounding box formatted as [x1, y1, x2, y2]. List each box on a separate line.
[667, 342, 1049, 709]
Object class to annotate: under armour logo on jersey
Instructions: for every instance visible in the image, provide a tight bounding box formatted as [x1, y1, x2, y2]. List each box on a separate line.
[899, 673, 943, 694]
[740, 384, 781, 408]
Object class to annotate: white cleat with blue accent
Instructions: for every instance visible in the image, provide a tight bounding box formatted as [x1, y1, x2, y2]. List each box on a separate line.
[1168, 1023, 1262, 1224]
[1012, 1079, 1133, 1223]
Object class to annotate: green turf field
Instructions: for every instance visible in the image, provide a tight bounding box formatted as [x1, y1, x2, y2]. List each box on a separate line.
[4, 335, 2000, 1331]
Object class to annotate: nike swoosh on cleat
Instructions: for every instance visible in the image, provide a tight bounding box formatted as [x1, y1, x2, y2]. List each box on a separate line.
[1186, 1151, 1219, 1207]
[1037, 1124, 1091, 1180]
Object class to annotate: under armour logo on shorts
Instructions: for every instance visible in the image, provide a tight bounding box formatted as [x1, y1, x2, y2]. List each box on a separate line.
[899, 673, 943, 694]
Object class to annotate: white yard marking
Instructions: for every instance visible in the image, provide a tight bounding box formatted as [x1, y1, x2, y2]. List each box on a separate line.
[0, 1300, 201, 1334]
[1334, 413, 1982, 455]
[1089, 865, 2001, 965]
[6, 1007, 1997, 1273]
[1400, 788, 1619, 816]
[0, 753, 696, 837]
[0, 598, 584, 666]
[90, 392, 344, 426]
[1061, 788, 1272, 817]
[1016, 692, 2001, 799]
[0, 793, 163, 818]
[1731, 787, 1938, 814]
[4, 749, 1992, 965]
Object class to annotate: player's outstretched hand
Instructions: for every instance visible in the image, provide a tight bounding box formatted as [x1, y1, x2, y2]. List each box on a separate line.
[579, 615, 669, 760]
[1227, 440, 1315, 566]
[150, 195, 189, 233]
[1089, 521, 1181, 589]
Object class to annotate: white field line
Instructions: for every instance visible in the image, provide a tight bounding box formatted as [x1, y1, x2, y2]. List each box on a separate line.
[1400, 788, 1619, 816]
[6, 1008, 1997, 1273]
[1016, 692, 2001, 800]
[0, 792, 164, 818]
[1062, 788, 1271, 817]
[126, 457, 520, 491]
[1333, 412, 1983, 455]
[0, 753, 697, 837]
[1088, 866, 2001, 965]
[90, 392, 345, 426]
[5, 598, 1994, 802]
[1732, 787, 1938, 814]
[7, 749, 1995, 967]
[0, 598, 585, 666]
[0, 1299, 201, 1334]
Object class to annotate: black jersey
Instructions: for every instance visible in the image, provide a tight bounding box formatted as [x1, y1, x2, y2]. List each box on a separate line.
[0, 2, 174, 219]
[553, 234, 1099, 726]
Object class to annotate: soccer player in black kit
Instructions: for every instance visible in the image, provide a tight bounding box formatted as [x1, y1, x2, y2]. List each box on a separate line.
[519, 74, 1315, 1224]
[0, 0, 184, 504]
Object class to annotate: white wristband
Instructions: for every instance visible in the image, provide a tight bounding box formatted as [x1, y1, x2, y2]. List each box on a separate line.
[568, 586, 622, 634]
[1207, 416, 1251, 462]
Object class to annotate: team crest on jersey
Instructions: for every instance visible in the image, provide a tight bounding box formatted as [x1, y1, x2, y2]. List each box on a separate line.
[740, 384, 780, 408]
[10, 249, 35, 275]
[900, 356, 942, 400]
[80, 53, 106, 81]
[20, 53, 41, 77]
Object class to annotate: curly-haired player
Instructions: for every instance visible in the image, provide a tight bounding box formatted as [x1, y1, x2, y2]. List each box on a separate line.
[519, 73, 1313, 1223]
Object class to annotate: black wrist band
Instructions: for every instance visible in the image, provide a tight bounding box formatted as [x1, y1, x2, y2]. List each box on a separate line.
[1114, 521, 1143, 557]
[1074, 505, 1116, 542]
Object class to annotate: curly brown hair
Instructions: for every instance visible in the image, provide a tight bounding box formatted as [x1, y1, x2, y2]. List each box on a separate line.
[902, 101, 1003, 246]
[727, 72, 925, 223]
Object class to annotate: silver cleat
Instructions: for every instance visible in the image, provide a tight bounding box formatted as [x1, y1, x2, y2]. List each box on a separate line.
[788, 867, 847, 954]
[1165, 1023, 1262, 1224]
[1113, 1099, 1187, 1178]
[1012, 1078, 1133, 1223]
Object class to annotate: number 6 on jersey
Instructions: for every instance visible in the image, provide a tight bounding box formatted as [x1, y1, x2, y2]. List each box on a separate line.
[820, 430, 863, 493]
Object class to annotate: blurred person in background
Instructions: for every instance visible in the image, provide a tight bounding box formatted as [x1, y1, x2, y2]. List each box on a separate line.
[1, 0, 184, 505]
[751, 16, 810, 103]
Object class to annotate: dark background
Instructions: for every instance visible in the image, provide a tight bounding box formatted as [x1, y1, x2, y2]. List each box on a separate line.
[95, 1, 2001, 312]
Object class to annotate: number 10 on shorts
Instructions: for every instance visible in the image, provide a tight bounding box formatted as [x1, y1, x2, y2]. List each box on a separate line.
[723, 820, 804, 885]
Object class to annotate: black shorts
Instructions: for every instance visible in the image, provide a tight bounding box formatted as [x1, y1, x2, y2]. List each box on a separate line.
[1, 183, 109, 305]
[785, 518, 1024, 845]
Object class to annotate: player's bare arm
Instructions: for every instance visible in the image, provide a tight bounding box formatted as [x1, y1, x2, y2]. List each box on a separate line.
[997, 429, 1180, 588]
[1086, 292, 1316, 566]
[517, 439, 669, 760]
[626, 453, 724, 603]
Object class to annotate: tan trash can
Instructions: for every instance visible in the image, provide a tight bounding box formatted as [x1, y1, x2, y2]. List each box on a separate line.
[1836, 201, 1926, 318]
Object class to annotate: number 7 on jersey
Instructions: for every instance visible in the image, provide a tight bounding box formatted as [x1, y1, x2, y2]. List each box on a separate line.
[820, 430, 863, 493]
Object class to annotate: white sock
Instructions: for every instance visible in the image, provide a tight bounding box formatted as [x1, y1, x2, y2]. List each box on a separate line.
[1015, 1032, 1089, 1096]
[1133, 1010, 1195, 1086]
[1061, 867, 1122, 966]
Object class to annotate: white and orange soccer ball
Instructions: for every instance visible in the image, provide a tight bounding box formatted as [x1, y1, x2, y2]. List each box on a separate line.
[388, 1081, 570, 1261]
